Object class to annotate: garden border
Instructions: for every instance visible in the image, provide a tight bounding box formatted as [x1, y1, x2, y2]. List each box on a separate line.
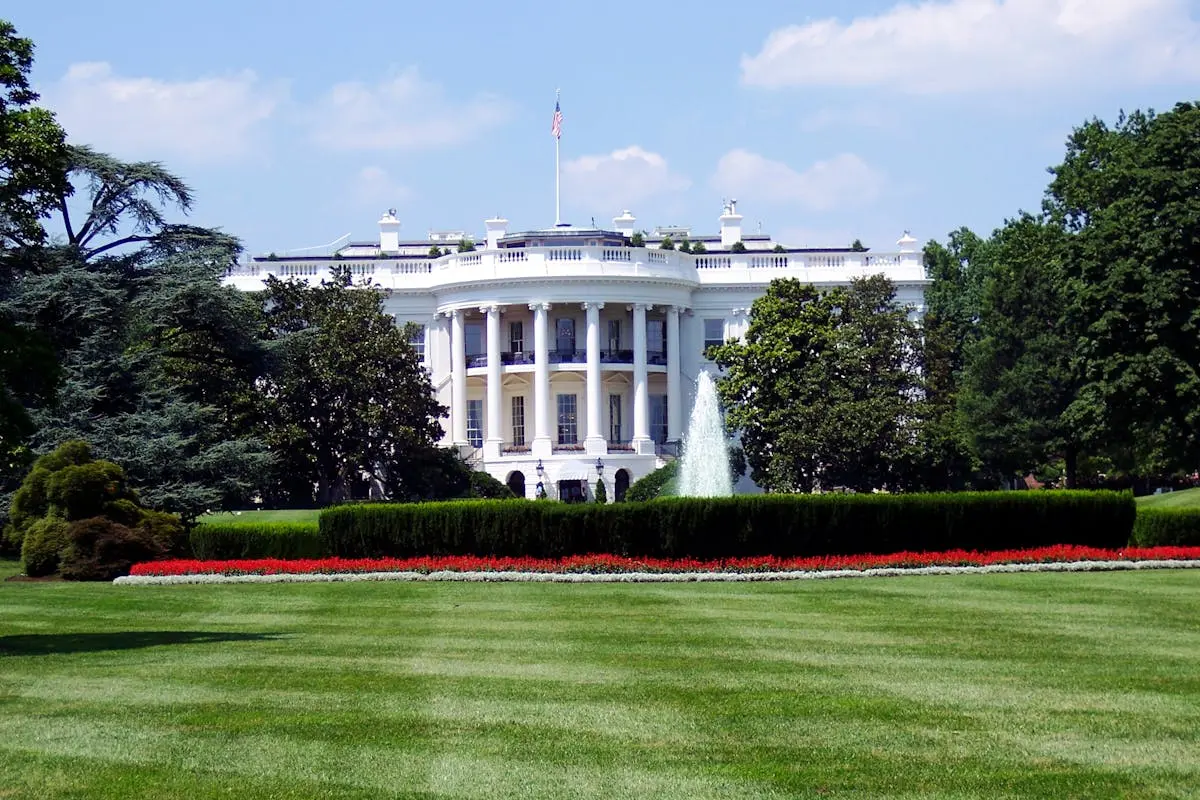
[114, 559, 1200, 585]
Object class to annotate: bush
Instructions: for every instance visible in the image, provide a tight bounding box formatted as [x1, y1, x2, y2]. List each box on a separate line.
[59, 517, 166, 581]
[464, 471, 516, 500]
[319, 491, 1135, 560]
[1131, 507, 1200, 546]
[190, 521, 325, 560]
[625, 461, 679, 502]
[20, 516, 69, 577]
[594, 478, 607, 504]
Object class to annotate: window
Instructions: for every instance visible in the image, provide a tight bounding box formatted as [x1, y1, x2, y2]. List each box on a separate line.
[465, 322, 484, 357]
[607, 319, 621, 351]
[467, 399, 483, 448]
[609, 394, 623, 442]
[649, 394, 668, 444]
[511, 396, 525, 446]
[647, 319, 665, 355]
[556, 318, 575, 354]
[408, 324, 426, 363]
[509, 320, 524, 353]
[703, 318, 725, 353]
[556, 393, 578, 444]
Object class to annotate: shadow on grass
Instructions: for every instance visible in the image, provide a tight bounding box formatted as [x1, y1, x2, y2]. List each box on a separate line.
[0, 630, 288, 657]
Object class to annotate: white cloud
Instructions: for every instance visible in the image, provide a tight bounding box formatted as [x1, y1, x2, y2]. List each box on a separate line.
[711, 150, 884, 211]
[45, 62, 283, 161]
[311, 68, 509, 151]
[350, 166, 412, 206]
[741, 0, 1200, 93]
[562, 146, 691, 212]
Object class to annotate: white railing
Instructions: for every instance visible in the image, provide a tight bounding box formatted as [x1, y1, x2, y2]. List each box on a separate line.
[225, 246, 925, 289]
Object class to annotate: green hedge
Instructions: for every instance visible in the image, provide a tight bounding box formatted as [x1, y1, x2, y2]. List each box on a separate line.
[1131, 507, 1200, 547]
[190, 522, 324, 560]
[319, 491, 1135, 560]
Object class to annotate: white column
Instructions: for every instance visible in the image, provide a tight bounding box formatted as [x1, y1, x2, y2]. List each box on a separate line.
[483, 304, 502, 458]
[667, 305, 682, 444]
[632, 303, 652, 453]
[450, 309, 467, 446]
[584, 302, 606, 454]
[531, 302, 552, 458]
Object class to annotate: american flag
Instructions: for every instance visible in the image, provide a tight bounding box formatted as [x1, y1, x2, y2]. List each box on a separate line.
[551, 100, 563, 140]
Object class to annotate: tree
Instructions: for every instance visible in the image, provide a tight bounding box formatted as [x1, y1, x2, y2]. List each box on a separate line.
[730, 241, 747, 253]
[659, 236, 675, 251]
[690, 241, 706, 254]
[629, 231, 645, 247]
[773, 243, 787, 253]
[0, 20, 70, 251]
[712, 276, 924, 493]
[260, 267, 446, 504]
[594, 478, 607, 504]
[456, 238, 475, 253]
[678, 239, 691, 254]
[428, 245, 443, 258]
[957, 214, 1081, 485]
[1046, 103, 1200, 476]
[849, 239, 867, 252]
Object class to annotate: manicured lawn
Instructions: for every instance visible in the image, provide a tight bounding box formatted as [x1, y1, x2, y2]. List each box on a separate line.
[1136, 487, 1200, 509]
[196, 508, 321, 525]
[1, 558, 1198, 799]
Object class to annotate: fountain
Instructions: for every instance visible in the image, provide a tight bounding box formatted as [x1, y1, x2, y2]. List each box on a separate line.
[678, 371, 733, 497]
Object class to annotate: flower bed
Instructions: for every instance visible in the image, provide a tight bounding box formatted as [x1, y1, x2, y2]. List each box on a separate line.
[124, 545, 1200, 582]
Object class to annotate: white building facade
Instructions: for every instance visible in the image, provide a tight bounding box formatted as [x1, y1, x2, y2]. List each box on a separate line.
[225, 204, 929, 501]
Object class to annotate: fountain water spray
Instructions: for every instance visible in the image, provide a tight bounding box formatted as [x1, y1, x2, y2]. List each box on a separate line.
[678, 371, 733, 497]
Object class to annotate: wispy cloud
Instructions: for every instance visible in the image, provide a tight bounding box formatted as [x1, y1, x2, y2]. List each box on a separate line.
[742, 0, 1200, 93]
[562, 146, 691, 213]
[44, 62, 284, 162]
[712, 150, 884, 211]
[310, 67, 510, 151]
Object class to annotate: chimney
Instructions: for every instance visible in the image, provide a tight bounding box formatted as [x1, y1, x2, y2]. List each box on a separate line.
[378, 209, 400, 254]
[613, 209, 636, 238]
[897, 230, 918, 253]
[719, 199, 743, 248]
[485, 216, 508, 249]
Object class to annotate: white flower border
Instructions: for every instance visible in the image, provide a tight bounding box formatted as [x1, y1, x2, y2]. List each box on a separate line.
[114, 559, 1200, 586]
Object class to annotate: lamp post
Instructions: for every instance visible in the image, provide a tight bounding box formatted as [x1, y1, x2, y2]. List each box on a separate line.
[595, 457, 604, 477]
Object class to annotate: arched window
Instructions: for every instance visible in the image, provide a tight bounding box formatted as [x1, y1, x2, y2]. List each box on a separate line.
[506, 471, 526, 499]
[614, 469, 631, 502]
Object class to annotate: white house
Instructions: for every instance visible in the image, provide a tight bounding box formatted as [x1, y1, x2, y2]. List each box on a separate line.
[224, 203, 929, 501]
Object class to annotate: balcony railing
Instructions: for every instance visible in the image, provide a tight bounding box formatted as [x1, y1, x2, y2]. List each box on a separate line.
[501, 350, 535, 365]
[647, 350, 667, 366]
[548, 350, 587, 364]
[500, 442, 531, 454]
[466, 353, 487, 368]
[600, 349, 634, 364]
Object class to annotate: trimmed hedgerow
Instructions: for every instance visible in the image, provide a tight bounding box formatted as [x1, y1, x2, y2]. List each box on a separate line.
[190, 522, 324, 560]
[319, 491, 1135, 560]
[1131, 507, 1200, 547]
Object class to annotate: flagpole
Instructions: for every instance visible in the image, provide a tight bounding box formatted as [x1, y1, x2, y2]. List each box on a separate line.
[554, 89, 561, 226]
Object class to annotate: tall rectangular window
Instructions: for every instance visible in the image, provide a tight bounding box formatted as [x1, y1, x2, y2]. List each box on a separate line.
[465, 322, 484, 357]
[509, 320, 524, 353]
[647, 319, 666, 355]
[703, 318, 725, 353]
[511, 396, 525, 446]
[649, 394, 668, 444]
[408, 324, 426, 363]
[556, 318, 575, 354]
[607, 319, 621, 351]
[556, 393, 578, 444]
[608, 394, 622, 442]
[466, 399, 483, 447]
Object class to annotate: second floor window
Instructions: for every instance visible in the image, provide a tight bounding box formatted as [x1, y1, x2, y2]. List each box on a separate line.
[556, 318, 575, 354]
[407, 324, 426, 363]
[465, 322, 484, 357]
[467, 399, 483, 448]
[650, 394, 668, 444]
[607, 319, 621, 351]
[511, 396, 525, 446]
[647, 319, 665, 355]
[509, 320, 524, 353]
[556, 393, 578, 444]
[703, 318, 725, 353]
[609, 394, 622, 442]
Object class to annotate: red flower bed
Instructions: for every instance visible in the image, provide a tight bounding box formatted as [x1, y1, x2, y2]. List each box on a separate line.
[130, 545, 1200, 577]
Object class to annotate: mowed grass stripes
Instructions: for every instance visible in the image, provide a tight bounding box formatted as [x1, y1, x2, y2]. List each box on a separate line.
[1, 559, 1198, 799]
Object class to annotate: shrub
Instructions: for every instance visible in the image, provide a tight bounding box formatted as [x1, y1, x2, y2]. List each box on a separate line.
[20, 516, 69, 577]
[730, 241, 747, 253]
[5, 440, 93, 549]
[594, 478, 607, 504]
[319, 491, 1135, 560]
[464, 470, 516, 500]
[625, 461, 679, 502]
[45, 460, 133, 521]
[1131, 507, 1200, 546]
[59, 517, 166, 581]
[190, 521, 325, 560]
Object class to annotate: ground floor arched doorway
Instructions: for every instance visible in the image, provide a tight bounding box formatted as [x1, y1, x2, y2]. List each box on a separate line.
[614, 468, 630, 502]
[506, 470, 526, 499]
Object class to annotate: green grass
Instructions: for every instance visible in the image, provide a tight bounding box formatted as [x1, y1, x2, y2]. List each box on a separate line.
[196, 508, 321, 525]
[1135, 487, 1200, 509]
[1, 558, 1198, 799]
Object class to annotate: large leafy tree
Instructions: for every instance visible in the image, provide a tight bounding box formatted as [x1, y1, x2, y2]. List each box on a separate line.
[957, 214, 1082, 485]
[712, 275, 924, 493]
[1047, 103, 1200, 476]
[260, 268, 447, 505]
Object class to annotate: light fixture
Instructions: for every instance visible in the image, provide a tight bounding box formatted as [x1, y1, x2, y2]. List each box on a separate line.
[595, 457, 604, 476]
[536, 459, 544, 477]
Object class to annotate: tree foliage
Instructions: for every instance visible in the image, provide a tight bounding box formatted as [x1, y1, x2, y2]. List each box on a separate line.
[713, 275, 924, 492]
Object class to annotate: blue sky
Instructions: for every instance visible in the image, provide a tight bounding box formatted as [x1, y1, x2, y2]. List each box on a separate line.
[12, 0, 1200, 256]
